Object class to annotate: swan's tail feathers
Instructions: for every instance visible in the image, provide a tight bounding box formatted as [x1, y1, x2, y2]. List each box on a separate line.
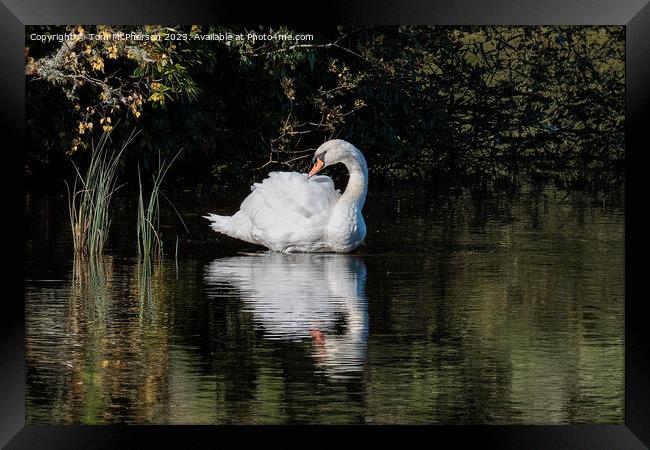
[203, 213, 231, 233]
[203, 212, 256, 245]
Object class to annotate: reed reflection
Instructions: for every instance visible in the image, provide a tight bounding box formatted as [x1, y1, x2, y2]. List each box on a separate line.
[204, 253, 368, 379]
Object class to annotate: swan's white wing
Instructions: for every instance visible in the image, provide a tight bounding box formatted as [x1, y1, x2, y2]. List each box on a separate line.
[239, 172, 340, 249]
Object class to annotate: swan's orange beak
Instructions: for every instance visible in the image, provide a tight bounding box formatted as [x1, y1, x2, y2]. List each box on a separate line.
[308, 158, 324, 178]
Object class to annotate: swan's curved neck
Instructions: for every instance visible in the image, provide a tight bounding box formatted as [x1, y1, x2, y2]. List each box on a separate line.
[341, 154, 368, 208]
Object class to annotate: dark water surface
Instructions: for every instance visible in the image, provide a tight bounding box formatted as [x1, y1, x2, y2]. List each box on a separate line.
[25, 183, 624, 424]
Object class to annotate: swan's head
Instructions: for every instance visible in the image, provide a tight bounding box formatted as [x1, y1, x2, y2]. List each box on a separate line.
[308, 139, 365, 178]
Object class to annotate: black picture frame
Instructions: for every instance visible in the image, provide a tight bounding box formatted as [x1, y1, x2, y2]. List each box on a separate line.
[2, 1, 648, 447]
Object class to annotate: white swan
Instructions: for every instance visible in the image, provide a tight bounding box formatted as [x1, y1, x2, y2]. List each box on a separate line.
[204, 139, 368, 253]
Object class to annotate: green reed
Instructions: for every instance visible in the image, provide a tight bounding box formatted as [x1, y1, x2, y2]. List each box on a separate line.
[65, 130, 136, 258]
[137, 149, 183, 262]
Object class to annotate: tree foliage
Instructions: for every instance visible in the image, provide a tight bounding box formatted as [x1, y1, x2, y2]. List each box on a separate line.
[25, 25, 624, 188]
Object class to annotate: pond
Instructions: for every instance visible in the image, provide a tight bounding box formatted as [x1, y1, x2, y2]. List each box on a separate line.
[25, 182, 624, 424]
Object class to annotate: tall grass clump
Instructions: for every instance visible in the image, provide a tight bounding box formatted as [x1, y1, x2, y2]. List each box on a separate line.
[65, 130, 136, 257]
[137, 149, 183, 263]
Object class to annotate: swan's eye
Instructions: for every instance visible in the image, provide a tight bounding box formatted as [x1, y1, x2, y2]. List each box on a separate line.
[312, 153, 325, 165]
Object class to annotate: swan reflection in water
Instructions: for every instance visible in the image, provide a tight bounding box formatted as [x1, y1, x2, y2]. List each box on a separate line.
[204, 253, 368, 379]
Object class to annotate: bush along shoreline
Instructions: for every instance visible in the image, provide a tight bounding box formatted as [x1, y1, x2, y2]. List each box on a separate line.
[26, 25, 624, 191]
